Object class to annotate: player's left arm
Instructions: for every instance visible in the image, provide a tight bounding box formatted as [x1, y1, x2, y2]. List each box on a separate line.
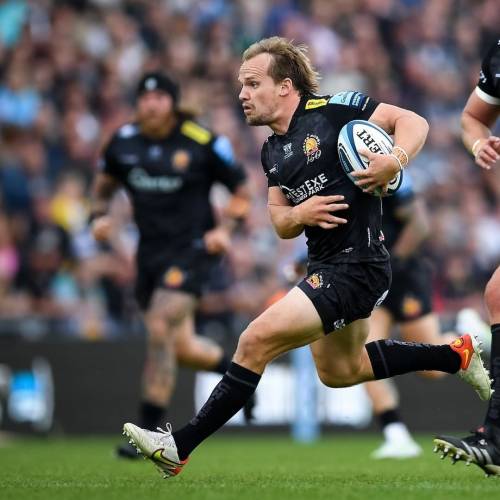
[461, 91, 500, 170]
[204, 135, 251, 254]
[204, 182, 251, 254]
[352, 103, 429, 193]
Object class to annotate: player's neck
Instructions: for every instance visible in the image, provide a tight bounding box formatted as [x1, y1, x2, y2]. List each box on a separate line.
[140, 114, 177, 139]
[269, 94, 301, 136]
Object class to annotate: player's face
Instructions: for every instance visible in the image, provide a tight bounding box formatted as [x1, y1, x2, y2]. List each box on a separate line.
[136, 91, 174, 129]
[238, 53, 282, 126]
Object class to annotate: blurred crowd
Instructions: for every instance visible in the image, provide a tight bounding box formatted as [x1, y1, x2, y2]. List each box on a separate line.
[0, 0, 499, 340]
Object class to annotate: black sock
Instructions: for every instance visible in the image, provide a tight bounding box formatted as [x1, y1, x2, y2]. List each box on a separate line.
[139, 401, 165, 431]
[378, 408, 402, 430]
[173, 362, 260, 460]
[366, 339, 461, 380]
[485, 324, 500, 430]
[213, 353, 231, 375]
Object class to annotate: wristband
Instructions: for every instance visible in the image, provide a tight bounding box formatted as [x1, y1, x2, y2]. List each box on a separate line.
[391, 146, 409, 168]
[388, 153, 403, 171]
[471, 138, 482, 158]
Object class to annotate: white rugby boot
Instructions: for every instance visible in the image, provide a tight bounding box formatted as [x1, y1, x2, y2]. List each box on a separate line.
[123, 422, 188, 478]
[449, 334, 492, 401]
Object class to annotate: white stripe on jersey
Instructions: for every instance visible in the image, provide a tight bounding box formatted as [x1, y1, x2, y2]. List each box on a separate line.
[475, 86, 500, 105]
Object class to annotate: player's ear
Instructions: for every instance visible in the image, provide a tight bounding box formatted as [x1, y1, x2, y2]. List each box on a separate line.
[279, 78, 293, 96]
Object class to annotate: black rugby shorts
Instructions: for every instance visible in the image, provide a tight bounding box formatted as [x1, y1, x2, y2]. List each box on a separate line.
[380, 256, 433, 322]
[135, 251, 220, 310]
[298, 260, 391, 334]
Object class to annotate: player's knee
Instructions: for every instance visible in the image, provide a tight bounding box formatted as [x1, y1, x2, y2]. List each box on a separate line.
[146, 316, 168, 342]
[163, 302, 188, 325]
[236, 320, 275, 367]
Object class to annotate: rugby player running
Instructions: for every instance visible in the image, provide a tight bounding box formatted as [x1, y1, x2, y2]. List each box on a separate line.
[434, 35, 500, 476]
[123, 38, 491, 479]
[90, 71, 252, 458]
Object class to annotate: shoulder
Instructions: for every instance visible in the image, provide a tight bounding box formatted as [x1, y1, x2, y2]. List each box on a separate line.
[325, 91, 373, 111]
[482, 38, 500, 66]
[105, 123, 140, 151]
[114, 123, 140, 141]
[476, 38, 500, 102]
[301, 92, 374, 120]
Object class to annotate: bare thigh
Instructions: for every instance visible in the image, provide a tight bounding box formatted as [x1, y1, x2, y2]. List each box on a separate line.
[233, 286, 326, 373]
[146, 288, 197, 328]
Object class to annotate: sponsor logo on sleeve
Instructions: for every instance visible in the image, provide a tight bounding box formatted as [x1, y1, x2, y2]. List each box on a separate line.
[305, 98, 328, 110]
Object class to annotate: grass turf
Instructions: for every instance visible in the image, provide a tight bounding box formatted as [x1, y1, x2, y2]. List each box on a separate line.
[0, 434, 497, 500]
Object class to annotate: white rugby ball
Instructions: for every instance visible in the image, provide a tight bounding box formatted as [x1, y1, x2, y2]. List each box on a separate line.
[337, 120, 403, 196]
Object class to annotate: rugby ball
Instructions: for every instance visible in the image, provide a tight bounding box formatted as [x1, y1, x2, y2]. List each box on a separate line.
[337, 120, 403, 196]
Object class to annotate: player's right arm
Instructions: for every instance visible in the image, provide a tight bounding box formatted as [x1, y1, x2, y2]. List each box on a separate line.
[89, 172, 121, 241]
[267, 187, 349, 239]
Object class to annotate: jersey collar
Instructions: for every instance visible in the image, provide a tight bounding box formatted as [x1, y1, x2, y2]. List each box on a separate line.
[284, 94, 312, 135]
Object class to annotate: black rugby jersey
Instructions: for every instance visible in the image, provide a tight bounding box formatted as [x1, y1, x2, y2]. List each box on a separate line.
[477, 37, 500, 103]
[100, 119, 246, 253]
[261, 92, 389, 266]
[381, 172, 415, 252]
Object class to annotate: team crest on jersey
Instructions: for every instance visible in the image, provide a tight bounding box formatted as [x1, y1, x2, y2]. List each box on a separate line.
[171, 149, 191, 171]
[303, 134, 321, 164]
[402, 295, 422, 318]
[306, 272, 323, 289]
[164, 266, 185, 288]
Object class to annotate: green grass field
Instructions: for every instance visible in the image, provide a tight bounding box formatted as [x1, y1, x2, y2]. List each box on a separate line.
[0, 434, 497, 500]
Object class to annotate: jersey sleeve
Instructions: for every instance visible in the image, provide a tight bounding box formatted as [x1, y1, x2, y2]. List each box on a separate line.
[324, 91, 379, 127]
[208, 135, 247, 192]
[260, 140, 279, 188]
[98, 136, 123, 180]
[476, 39, 500, 104]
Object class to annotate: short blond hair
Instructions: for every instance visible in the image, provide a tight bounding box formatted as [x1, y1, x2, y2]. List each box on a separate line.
[242, 37, 320, 95]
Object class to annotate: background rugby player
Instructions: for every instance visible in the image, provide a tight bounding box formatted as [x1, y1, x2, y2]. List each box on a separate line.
[90, 71, 251, 458]
[434, 35, 500, 476]
[365, 173, 459, 459]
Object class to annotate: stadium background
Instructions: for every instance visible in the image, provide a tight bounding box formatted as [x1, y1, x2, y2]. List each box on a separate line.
[0, 0, 499, 436]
